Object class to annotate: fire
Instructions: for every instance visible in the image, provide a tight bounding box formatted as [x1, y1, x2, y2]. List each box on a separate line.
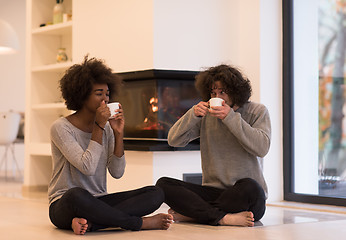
[150, 97, 158, 112]
[149, 97, 156, 104]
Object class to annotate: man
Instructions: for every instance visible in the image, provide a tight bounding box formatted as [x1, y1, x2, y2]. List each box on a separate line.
[156, 64, 271, 227]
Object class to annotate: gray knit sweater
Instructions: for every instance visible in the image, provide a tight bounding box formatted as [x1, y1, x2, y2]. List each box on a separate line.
[168, 102, 271, 197]
[48, 117, 126, 205]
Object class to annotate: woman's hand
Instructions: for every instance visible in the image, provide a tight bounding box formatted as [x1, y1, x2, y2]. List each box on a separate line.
[109, 103, 125, 136]
[109, 104, 125, 157]
[95, 100, 110, 127]
[194, 101, 209, 117]
[208, 101, 231, 120]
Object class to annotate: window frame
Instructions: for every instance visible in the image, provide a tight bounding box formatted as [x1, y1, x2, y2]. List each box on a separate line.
[282, 0, 346, 206]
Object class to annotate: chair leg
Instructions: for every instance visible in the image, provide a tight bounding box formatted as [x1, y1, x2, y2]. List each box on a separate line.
[0, 144, 22, 181]
[9, 144, 22, 180]
[0, 145, 9, 180]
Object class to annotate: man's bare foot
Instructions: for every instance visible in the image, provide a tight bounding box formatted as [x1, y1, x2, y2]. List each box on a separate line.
[71, 218, 88, 235]
[141, 213, 173, 230]
[168, 209, 195, 222]
[218, 211, 255, 227]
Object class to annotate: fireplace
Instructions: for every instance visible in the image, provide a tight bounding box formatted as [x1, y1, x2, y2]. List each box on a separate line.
[116, 69, 201, 151]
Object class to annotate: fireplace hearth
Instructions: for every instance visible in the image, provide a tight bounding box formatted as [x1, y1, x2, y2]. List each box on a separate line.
[116, 69, 201, 151]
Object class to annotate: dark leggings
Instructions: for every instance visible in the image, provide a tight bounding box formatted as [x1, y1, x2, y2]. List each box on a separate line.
[49, 186, 164, 231]
[156, 177, 266, 225]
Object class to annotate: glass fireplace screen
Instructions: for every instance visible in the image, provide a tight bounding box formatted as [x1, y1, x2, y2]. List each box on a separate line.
[115, 70, 201, 140]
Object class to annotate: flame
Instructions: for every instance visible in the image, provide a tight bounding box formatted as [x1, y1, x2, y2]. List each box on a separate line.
[150, 97, 158, 112]
[149, 97, 157, 104]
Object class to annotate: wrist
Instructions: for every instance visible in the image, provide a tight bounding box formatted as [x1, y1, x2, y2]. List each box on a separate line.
[113, 130, 124, 139]
[95, 121, 105, 131]
[114, 130, 124, 137]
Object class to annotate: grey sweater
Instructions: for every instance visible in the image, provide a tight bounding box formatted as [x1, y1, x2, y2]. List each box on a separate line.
[168, 102, 271, 197]
[48, 117, 126, 205]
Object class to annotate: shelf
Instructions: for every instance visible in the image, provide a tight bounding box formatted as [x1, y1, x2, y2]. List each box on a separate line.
[32, 21, 72, 35]
[25, 0, 74, 189]
[29, 143, 51, 156]
[31, 61, 73, 72]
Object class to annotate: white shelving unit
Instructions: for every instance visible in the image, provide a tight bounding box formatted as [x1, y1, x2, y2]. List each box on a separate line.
[24, 0, 73, 190]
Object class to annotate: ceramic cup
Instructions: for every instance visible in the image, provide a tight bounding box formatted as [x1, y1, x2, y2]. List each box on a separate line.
[107, 102, 120, 119]
[209, 97, 224, 107]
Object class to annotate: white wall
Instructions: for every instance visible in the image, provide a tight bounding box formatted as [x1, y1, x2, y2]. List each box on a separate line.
[107, 151, 202, 193]
[260, 0, 283, 202]
[153, 0, 234, 70]
[0, 0, 26, 174]
[0, 0, 26, 112]
[153, 0, 261, 102]
[152, 151, 201, 183]
[73, 0, 155, 72]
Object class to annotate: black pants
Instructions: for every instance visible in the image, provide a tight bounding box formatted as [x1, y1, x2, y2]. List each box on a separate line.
[49, 186, 164, 231]
[156, 177, 266, 225]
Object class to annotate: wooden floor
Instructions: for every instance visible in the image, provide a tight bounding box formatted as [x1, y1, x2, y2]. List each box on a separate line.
[1, 180, 346, 240]
[0, 174, 346, 240]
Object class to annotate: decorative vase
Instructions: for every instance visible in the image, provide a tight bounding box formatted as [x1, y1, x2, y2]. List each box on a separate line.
[53, 0, 64, 24]
[56, 48, 68, 63]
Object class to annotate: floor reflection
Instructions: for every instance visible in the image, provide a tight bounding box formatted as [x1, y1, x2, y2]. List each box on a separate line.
[258, 206, 346, 227]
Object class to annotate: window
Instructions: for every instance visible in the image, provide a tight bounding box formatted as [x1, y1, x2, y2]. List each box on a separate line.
[283, 0, 346, 205]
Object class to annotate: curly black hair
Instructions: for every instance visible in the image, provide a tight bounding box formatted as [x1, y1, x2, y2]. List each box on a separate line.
[59, 55, 122, 111]
[195, 64, 252, 107]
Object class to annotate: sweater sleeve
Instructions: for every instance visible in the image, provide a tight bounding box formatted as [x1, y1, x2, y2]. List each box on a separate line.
[167, 106, 202, 147]
[105, 124, 126, 179]
[222, 104, 271, 158]
[50, 121, 103, 176]
[107, 155, 126, 179]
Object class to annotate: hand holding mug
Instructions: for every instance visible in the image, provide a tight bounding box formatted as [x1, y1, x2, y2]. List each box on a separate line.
[208, 98, 230, 120]
[194, 101, 209, 117]
[108, 102, 124, 136]
[96, 100, 110, 126]
[209, 97, 224, 107]
[107, 102, 120, 119]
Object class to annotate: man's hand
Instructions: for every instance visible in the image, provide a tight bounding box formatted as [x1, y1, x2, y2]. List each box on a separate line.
[208, 101, 231, 120]
[194, 101, 209, 117]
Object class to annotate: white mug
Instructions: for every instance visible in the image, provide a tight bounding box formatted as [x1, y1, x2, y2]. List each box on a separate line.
[107, 102, 119, 119]
[209, 97, 224, 107]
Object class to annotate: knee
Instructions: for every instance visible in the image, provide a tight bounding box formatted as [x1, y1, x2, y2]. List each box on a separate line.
[63, 187, 91, 202]
[236, 178, 257, 185]
[156, 177, 173, 188]
[155, 186, 165, 203]
[148, 185, 165, 201]
[142, 185, 165, 207]
[235, 178, 265, 198]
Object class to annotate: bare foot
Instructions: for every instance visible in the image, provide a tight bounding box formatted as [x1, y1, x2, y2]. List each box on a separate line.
[168, 208, 195, 222]
[218, 211, 255, 227]
[141, 213, 173, 230]
[71, 218, 88, 235]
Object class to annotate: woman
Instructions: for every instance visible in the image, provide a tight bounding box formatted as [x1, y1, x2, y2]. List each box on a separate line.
[48, 56, 172, 235]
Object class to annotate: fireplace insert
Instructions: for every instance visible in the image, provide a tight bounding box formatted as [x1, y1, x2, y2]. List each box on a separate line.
[115, 69, 201, 151]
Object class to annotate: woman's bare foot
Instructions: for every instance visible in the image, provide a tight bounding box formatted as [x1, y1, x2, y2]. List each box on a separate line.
[71, 218, 88, 235]
[218, 211, 255, 227]
[168, 209, 195, 222]
[141, 213, 173, 230]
